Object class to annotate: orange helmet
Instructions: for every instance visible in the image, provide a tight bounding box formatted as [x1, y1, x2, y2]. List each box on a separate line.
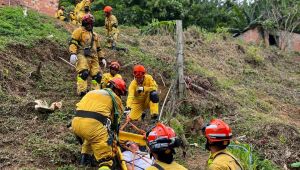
[133, 64, 146, 78]
[103, 6, 113, 13]
[202, 119, 232, 143]
[109, 78, 127, 96]
[110, 61, 120, 71]
[146, 123, 181, 152]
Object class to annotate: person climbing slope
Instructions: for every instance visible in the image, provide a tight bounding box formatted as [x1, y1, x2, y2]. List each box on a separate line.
[103, 6, 119, 50]
[55, 6, 66, 21]
[101, 61, 122, 89]
[69, 14, 107, 97]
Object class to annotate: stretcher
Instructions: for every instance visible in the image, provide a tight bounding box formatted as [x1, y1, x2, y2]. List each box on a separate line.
[115, 130, 147, 170]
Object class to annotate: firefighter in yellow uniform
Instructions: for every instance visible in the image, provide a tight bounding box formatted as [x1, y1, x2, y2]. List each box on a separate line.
[103, 6, 119, 49]
[69, 11, 78, 25]
[125, 65, 159, 123]
[55, 6, 66, 21]
[101, 62, 122, 89]
[72, 78, 127, 170]
[146, 123, 187, 170]
[202, 119, 243, 170]
[75, 0, 93, 24]
[69, 14, 107, 97]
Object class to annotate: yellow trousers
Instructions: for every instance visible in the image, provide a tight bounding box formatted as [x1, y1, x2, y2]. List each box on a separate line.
[129, 93, 159, 120]
[76, 54, 100, 95]
[106, 33, 119, 48]
[72, 117, 113, 167]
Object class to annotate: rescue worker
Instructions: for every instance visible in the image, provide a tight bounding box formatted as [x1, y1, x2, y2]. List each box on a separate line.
[69, 11, 78, 25]
[101, 61, 122, 89]
[55, 6, 66, 21]
[146, 123, 187, 170]
[202, 119, 243, 170]
[75, 0, 93, 24]
[103, 6, 119, 50]
[69, 14, 107, 97]
[125, 64, 159, 123]
[71, 78, 127, 170]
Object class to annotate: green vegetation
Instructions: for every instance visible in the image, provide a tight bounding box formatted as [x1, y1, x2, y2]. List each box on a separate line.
[245, 46, 264, 65]
[0, 7, 69, 49]
[228, 143, 280, 170]
[60, 0, 300, 34]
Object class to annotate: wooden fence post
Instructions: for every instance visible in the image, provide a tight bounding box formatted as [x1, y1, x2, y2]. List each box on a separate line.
[176, 20, 184, 99]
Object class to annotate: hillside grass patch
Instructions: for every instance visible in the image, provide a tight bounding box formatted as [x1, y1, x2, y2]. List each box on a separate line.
[0, 7, 69, 49]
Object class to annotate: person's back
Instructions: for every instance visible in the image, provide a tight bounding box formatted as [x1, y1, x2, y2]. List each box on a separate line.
[207, 149, 242, 170]
[202, 119, 243, 170]
[146, 160, 187, 170]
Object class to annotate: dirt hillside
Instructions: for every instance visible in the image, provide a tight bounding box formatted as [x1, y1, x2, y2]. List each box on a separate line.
[0, 6, 299, 170]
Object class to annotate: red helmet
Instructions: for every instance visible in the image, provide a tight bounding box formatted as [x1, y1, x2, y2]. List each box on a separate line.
[103, 6, 113, 13]
[146, 123, 181, 152]
[109, 78, 127, 96]
[133, 64, 146, 78]
[203, 119, 232, 143]
[110, 61, 120, 71]
[82, 14, 94, 29]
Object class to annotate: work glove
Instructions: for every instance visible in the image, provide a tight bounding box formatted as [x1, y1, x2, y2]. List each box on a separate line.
[136, 86, 144, 93]
[112, 42, 116, 50]
[124, 107, 131, 115]
[101, 58, 107, 68]
[150, 115, 158, 124]
[70, 54, 78, 65]
[124, 107, 131, 122]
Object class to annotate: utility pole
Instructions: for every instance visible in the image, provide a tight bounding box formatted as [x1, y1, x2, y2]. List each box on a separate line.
[176, 20, 184, 99]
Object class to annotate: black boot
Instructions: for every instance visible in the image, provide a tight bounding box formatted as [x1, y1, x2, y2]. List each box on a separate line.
[80, 153, 91, 166]
[141, 112, 146, 121]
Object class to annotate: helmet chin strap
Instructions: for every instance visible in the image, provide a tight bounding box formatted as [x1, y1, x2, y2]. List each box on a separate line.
[136, 77, 144, 85]
[205, 139, 210, 151]
[85, 25, 93, 31]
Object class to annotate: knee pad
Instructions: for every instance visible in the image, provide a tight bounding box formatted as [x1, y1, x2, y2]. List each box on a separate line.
[150, 91, 159, 103]
[79, 70, 89, 81]
[92, 72, 102, 84]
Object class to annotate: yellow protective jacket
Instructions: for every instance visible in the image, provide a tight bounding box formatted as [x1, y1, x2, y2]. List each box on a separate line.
[100, 73, 122, 89]
[74, 0, 91, 14]
[207, 149, 243, 170]
[70, 12, 77, 24]
[105, 14, 119, 37]
[146, 160, 187, 170]
[76, 89, 124, 120]
[126, 74, 158, 108]
[55, 9, 65, 20]
[69, 26, 104, 58]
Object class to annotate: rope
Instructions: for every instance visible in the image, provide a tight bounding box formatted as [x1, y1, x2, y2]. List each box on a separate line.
[121, 144, 153, 170]
[159, 81, 174, 121]
[120, 119, 146, 135]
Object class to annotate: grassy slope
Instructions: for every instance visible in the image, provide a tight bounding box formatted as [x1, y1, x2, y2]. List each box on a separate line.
[0, 6, 299, 170]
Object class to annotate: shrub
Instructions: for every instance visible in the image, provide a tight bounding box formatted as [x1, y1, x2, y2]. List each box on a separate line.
[245, 46, 264, 65]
